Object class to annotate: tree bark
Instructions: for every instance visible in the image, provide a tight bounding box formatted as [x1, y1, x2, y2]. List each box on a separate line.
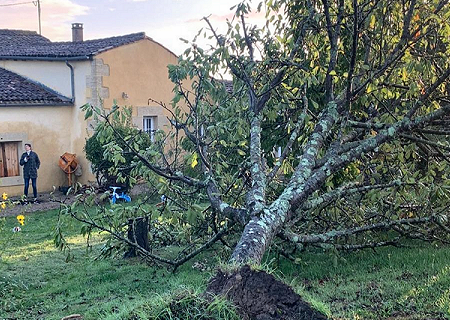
[124, 217, 149, 258]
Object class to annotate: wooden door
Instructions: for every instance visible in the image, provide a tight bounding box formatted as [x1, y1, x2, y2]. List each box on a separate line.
[0, 142, 19, 177]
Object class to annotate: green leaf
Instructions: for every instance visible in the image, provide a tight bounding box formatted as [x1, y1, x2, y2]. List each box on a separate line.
[84, 108, 93, 120]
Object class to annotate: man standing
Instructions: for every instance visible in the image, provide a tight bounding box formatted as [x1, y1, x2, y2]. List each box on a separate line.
[19, 143, 40, 203]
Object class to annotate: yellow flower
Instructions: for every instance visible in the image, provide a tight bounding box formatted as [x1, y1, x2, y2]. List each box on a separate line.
[0, 202, 6, 210]
[1, 192, 7, 201]
[17, 215, 25, 226]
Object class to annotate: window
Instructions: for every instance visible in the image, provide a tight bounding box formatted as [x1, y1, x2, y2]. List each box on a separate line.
[143, 116, 157, 142]
[274, 146, 282, 159]
[0, 142, 20, 177]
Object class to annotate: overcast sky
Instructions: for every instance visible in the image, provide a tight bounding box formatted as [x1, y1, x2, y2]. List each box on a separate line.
[0, 0, 265, 55]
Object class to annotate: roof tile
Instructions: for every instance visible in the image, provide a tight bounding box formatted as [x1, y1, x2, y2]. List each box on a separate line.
[0, 29, 146, 59]
[0, 67, 72, 106]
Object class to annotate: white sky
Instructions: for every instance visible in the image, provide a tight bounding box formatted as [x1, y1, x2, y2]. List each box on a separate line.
[0, 0, 266, 56]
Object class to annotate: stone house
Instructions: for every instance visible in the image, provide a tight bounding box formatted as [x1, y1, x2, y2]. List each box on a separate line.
[0, 24, 179, 196]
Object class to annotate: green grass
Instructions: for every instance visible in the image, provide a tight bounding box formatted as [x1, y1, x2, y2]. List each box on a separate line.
[271, 244, 450, 319]
[1, 209, 450, 319]
[0, 209, 215, 320]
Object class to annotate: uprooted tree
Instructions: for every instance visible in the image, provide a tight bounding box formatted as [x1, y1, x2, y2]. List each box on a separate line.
[65, 0, 450, 269]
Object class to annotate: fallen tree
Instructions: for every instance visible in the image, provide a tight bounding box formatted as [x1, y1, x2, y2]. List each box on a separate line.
[65, 0, 450, 277]
[55, 1, 450, 317]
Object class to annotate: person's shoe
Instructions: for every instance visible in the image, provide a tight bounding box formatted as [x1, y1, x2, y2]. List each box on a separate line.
[32, 198, 39, 204]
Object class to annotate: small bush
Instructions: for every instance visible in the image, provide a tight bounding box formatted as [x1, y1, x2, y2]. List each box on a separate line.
[84, 115, 152, 190]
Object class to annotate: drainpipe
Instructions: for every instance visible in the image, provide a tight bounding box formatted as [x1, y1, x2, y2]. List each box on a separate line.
[65, 60, 75, 104]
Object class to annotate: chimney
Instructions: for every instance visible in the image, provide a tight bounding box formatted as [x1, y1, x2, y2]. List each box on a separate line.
[72, 23, 83, 42]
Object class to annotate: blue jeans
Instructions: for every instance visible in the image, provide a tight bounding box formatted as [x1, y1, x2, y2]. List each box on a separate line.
[24, 177, 37, 198]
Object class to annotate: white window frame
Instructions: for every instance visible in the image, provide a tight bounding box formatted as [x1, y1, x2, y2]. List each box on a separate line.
[143, 116, 157, 142]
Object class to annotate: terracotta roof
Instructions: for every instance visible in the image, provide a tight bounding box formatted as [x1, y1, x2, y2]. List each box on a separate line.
[0, 67, 72, 106]
[0, 30, 146, 59]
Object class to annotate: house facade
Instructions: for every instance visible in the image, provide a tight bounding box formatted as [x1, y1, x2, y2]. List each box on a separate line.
[0, 25, 179, 196]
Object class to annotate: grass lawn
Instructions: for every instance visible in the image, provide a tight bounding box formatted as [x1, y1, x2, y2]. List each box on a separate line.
[1, 208, 450, 319]
[278, 245, 450, 319]
[0, 209, 213, 320]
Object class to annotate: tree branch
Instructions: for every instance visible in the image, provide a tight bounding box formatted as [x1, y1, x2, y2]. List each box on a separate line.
[95, 107, 205, 188]
[301, 181, 403, 211]
[267, 89, 309, 182]
[283, 214, 443, 245]
[400, 133, 450, 152]
[290, 103, 450, 211]
[172, 222, 235, 271]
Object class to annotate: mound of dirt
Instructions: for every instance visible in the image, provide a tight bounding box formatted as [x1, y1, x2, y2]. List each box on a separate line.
[206, 265, 328, 320]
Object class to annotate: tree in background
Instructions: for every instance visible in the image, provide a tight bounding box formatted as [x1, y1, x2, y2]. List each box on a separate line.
[84, 106, 152, 191]
[76, 0, 450, 269]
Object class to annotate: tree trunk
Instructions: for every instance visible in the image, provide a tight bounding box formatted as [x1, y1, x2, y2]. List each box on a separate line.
[231, 195, 293, 264]
[124, 217, 149, 258]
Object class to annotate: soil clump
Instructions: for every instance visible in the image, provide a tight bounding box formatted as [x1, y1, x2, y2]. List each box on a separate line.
[206, 265, 329, 320]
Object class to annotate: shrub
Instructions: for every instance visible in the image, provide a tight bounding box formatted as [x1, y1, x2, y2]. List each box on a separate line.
[84, 110, 152, 191]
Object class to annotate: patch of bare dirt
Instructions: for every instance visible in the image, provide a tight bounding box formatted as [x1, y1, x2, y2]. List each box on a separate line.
[206, 265, 329, 320]
[0, 183, 152, 217]
[0, 192, 75, 217]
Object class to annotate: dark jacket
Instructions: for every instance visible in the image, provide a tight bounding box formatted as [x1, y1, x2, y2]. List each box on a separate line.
[19, 151, 40, 179]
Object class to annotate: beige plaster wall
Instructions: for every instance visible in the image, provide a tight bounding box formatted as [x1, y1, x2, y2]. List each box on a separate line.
[97, 39, 179, 132]
[0, 38, 185, 197]
[0, 106, 75, 196]
[0, 60, 96, 189]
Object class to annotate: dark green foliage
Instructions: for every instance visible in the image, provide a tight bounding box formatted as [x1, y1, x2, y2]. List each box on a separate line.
[84, 132, 114, 186]
[79, 0, 450, 267]
[84, 106, 152, 190]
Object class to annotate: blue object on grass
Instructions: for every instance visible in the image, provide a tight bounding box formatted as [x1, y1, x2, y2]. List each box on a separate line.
[110, 186, 132, 204]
